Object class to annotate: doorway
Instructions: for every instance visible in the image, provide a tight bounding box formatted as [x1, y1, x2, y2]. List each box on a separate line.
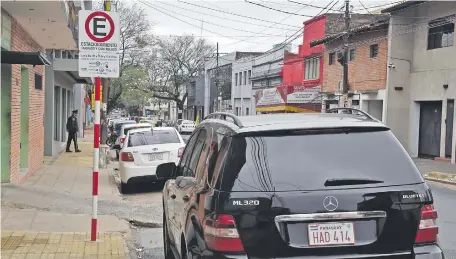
[445, 100, 454, 157]
[418, 101, 442, 158]
[1, 64, 12, 182]
[20, 67, 29, 171]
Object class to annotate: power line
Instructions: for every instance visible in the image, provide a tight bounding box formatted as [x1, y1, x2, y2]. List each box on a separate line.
[287, 0, 341, 11]
[244, 0, 314, 17]
[138, 0, 265, 45]
[152, 0, 298, 31]
[152, 1, 290, 37]
[177, 0, 302, 28]
[220, 0, 339, 50]
[352, 0, 403, 11]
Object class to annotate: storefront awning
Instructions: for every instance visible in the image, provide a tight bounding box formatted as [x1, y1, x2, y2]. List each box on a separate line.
[1, 50, 51, 65]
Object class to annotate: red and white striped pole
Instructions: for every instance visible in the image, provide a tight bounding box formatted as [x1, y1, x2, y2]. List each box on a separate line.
[91, 77, 101, 241]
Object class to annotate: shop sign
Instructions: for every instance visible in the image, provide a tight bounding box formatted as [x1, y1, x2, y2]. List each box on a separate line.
[256, 87, 286, 106]
[287, 85, 321, 104]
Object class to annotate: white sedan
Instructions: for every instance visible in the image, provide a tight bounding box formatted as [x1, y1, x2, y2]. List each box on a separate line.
[118, 127, 185, 193]
[177, 120, 195, 134]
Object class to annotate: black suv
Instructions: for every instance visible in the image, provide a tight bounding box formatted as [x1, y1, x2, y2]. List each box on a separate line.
[156, 110, 443, 259]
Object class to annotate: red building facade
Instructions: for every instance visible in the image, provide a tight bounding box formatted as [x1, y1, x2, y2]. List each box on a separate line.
[255, 15, 329, 113]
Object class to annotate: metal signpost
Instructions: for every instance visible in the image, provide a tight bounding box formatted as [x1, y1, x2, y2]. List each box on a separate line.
[78, 10, 120, 242]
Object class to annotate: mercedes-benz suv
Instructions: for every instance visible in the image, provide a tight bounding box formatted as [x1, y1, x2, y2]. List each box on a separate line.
[156, 110, 444, 259]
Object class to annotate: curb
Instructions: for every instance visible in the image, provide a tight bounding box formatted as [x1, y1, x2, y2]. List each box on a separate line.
[423, 171, 456, 186]
[126, 219, 162, 228]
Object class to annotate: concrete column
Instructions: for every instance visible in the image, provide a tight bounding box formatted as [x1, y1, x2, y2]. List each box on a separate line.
[44, 53, 55, 156]
[452, 103, 456, 164]
[440, 99, 447, 158]
[57, 86, 62, 142]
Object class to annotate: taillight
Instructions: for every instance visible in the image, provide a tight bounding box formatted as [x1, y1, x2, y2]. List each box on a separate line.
[120, 137, 125, 143]
[120, 152, 134, 162]
[415, 204, 438, 244]
[178, 147, 184, 158]
[203, 214, 244, 252]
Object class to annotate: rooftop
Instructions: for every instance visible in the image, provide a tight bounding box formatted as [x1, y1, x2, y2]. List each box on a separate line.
[381, 1, 426, 13]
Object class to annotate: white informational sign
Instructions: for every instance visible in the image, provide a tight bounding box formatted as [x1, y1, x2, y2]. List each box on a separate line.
[78, 10, 120, 78]
[287, 85, 321, 104]
[256, 88, 285, 106]
[78, 52, 119, 78]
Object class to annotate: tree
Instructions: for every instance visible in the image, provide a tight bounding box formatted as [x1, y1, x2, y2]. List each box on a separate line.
[108, 2, 153, 111]
[143, 36, 215, 118]
[118, 68, 150, 115]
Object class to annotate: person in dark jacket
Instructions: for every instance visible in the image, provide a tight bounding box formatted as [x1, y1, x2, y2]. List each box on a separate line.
[66, 110, 81, 152]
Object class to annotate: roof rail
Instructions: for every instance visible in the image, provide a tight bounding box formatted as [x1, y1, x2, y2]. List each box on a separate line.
[203, 112, 243, 127]
[326, 107, 379, 122]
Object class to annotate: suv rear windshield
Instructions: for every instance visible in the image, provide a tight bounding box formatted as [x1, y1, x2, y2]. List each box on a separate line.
[219, 129, 423, 192]
[128, 130, 180, 147]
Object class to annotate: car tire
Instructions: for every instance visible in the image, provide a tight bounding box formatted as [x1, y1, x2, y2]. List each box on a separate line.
[120, 182, 130, 194]
[163, 212, 175, 259]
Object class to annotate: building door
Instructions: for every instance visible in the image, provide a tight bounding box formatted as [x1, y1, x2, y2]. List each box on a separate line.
[1, 64, 12, 182]
[419, 101, 442, 158]
[445, 100, 454, 157]
[20, 67, 29, 169]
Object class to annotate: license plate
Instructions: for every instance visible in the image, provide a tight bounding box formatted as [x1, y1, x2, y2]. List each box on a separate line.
[148, 153, 163, 161]
[308, 222, 355, 246]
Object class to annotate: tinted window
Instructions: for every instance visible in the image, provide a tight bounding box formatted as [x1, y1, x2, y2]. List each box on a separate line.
[124, 126, 149, 135]
[128, 130, 180, 147]
[219, 130, 423, 192]
[185, 130, 207, 177]
[176, 131, 199, 177]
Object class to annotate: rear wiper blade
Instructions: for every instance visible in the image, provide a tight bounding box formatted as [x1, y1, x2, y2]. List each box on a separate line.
[324, 178, 384, 187]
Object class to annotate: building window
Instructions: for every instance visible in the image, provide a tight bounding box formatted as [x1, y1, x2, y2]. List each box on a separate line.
[35, 73, 43, 90]
[246, 107, 249, 115]
[329, 53, 335, 65]
[304, 57, 320, 80]
[428, 16, 454, 50]
[1, 11, 12, 50]
[349, 49, 356, 61]
[235, 73, 238, 86]
[243, 71, 247, 85]
[370, 44, 379, 58]
[239, 72, 242, 86]
[248, 70, 251, 84]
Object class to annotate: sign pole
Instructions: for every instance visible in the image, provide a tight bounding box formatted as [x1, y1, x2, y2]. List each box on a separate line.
[91, 76, 101, 241]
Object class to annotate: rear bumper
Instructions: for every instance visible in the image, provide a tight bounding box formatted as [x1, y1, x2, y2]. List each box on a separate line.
[119, 163, 158, 183]
[193, 244, 443, 259]
[413, 244, 444, 258]
[180, 128, 194, 133]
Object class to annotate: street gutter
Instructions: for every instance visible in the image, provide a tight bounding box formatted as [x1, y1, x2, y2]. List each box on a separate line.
[423, 171, 456, 186]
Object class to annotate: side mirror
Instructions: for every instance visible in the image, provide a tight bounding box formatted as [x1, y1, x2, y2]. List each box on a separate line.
[156, 162, 177, 179]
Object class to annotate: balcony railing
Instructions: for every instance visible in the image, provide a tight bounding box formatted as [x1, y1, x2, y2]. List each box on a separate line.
[251, 67, 282, 80]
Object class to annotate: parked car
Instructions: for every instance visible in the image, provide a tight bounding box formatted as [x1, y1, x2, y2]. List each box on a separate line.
[113, 123, 153, 159]
[177, 120, 195, 134]
[157, 110, 443, 259]
[119, 127, 186, 193]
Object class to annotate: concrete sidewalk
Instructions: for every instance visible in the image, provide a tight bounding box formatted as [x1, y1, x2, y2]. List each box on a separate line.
[1, 209, 130, 258]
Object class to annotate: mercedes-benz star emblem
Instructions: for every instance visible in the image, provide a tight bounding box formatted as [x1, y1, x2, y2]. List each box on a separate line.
[323, 196, 338, 211]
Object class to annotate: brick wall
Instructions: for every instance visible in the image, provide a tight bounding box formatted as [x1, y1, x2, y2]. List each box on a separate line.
[10, 16, 45, 184]
[322, 37, 388, 93]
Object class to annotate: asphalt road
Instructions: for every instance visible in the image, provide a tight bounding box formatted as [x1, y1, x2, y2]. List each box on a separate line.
[129, 181, 456, 259]
[428, 182, 456, 258]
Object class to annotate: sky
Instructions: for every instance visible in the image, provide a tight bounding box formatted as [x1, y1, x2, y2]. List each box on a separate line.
[133, 0, 399, 53]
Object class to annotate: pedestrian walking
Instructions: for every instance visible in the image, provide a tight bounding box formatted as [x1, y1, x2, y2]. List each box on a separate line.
[66, 110, 81, 152]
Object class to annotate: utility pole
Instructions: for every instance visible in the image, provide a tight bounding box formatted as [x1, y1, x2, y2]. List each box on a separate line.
[215, 42, 220, 112]
[342, 0, 351, 107]
[100, 0, 111, 145]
